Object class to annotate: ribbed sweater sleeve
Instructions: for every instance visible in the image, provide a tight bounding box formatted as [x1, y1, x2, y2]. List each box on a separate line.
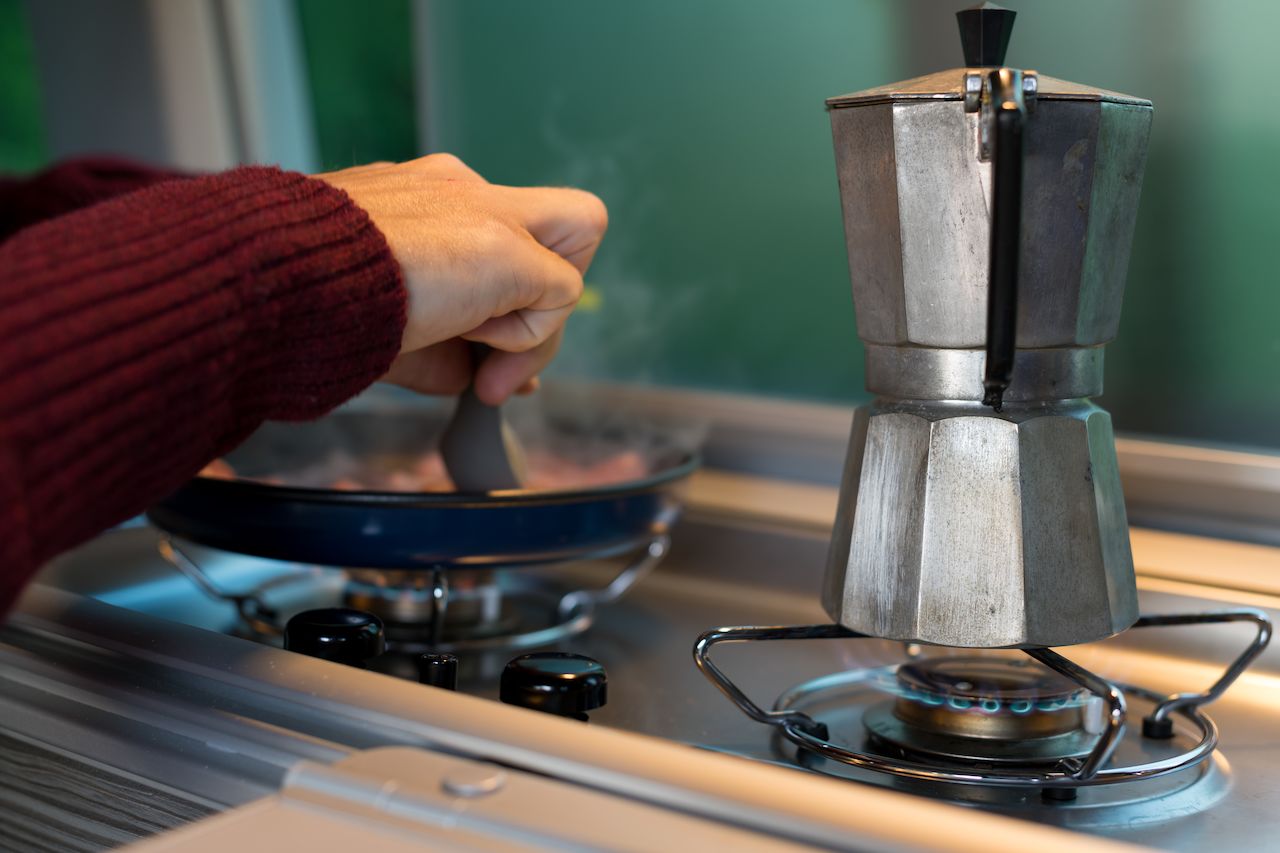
[0, 156, 189, 241]
[0, 165, 407, 613]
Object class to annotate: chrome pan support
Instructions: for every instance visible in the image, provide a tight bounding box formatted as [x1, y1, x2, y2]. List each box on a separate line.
[693, 611, 1271, 793]
[157, 533, 671, 652]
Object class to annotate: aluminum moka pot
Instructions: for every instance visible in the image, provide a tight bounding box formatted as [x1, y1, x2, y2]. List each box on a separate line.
[821, 4, 1153, 648]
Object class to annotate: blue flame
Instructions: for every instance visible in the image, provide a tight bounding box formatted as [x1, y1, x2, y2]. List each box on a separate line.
[868, 663, 1089, 715]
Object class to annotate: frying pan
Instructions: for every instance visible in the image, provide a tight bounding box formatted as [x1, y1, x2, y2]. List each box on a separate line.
[147, 410, 698, 570]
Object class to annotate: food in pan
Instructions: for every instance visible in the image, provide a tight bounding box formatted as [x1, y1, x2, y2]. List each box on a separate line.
[198, 448, 649, 492]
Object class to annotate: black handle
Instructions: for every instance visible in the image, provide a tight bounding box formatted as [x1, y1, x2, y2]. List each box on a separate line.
[467, 341, 491, 380]
[982, 68, 1026, 413]
[956, 4, 1016, 67]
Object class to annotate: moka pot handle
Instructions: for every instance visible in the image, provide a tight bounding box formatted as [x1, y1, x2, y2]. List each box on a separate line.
[982, 68, 1026, 412]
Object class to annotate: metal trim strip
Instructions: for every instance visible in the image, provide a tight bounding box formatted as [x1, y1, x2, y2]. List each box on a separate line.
[7, 585, 1143, 853]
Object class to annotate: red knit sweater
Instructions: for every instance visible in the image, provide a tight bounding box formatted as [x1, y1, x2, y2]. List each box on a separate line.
[0, 158, 407, 614]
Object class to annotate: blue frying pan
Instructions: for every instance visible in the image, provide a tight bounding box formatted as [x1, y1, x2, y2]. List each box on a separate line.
[147, 411, 698, 570]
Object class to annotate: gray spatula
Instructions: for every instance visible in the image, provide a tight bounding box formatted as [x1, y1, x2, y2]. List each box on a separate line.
[439, 343, 528, 492]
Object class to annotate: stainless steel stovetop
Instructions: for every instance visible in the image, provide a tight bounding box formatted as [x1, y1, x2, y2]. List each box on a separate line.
[12, 492, 1280, 852]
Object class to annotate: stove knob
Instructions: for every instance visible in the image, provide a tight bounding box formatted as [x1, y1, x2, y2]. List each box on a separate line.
[500, 653, 606, 721]
[417, 653, 459, 690]
[284, 608, 385, 668]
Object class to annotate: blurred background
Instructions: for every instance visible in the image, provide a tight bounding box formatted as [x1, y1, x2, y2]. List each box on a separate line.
[2, 0, 1277, 450]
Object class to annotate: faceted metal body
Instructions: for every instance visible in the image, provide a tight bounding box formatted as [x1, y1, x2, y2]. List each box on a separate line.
[828, 71, 1153, 351]
[821, 401, 1138, 648]
[822, 70, 1152, 648]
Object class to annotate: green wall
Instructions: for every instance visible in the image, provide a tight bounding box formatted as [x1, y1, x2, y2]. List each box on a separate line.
[0, 0, 46, 172]
[295, 0, 418, 170]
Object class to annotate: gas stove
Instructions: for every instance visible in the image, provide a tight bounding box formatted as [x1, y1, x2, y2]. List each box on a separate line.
[8, 409, 1279, 852]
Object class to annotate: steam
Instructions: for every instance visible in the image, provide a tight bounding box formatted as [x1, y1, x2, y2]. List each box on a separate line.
[229, 397, 703, 493]
[533, 90, 700, 387]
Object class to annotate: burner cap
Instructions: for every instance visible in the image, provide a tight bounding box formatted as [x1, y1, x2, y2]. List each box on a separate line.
[864, 656, 1098, 765]
[896, 657, 1088, 730]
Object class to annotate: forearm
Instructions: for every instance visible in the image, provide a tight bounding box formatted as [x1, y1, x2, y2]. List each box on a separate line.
[0, 166, 406, 613]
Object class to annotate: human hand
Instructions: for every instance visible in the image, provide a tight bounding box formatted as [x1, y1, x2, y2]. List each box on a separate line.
[315, 154, 607, 404]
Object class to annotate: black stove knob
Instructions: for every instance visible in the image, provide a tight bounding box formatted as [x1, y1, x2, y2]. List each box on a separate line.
[417, 653, 459, 690]
[500, 653, 607, 721]
[284, 608, 385, 667]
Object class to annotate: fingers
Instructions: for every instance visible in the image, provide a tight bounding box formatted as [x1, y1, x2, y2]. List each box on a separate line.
[464, 303, 576, 354]
[319, 153, 597, 390]
[384, 330, 549, 405]
[328, 157, 604, 276]
[460, 234, 583, 351]
[381, 339, 472, 395]
[474, 329, 563, 405]
[492, 186, 608, 273]
[380, 336, 544, 403]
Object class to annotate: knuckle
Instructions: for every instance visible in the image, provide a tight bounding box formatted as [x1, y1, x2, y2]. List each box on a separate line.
[497, 316, 542, 353]
[508, 262, 541, 308]
[416, 152, 485, 183]
[423, 152, 465, 170]
[560, 267, 585, 302]
[575, 190, 609, 236]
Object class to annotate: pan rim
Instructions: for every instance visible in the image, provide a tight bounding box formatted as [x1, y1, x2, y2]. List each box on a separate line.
[174, 452, 701, 509]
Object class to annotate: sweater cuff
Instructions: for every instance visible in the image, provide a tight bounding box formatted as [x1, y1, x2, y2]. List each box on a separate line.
[221, 167, 408, 421]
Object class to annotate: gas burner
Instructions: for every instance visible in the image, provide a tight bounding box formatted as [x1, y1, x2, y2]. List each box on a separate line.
[693, 613, 1271, 799]
[156, 534, 669, 653]
[862, 657, 1099, 767]
[344, 568, 515, 644]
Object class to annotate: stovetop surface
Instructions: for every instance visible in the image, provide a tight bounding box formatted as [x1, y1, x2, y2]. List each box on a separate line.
[34, 514, 1280, 851]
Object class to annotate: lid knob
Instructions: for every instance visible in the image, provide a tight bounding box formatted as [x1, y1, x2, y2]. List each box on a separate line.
[956, 2, 1016, 67]
[283, 608, 385, 667]
[500, 653, 607, 721]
